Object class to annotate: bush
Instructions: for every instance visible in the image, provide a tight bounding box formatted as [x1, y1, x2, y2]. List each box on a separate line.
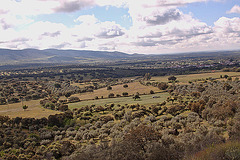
[22, 105, 28, 111]
[158, 82, 168, 90]
[191, 141, 240, 160]
[108, 93, 114, 98]
[168, 76, 177, 81]
[150, 90, 155, 94]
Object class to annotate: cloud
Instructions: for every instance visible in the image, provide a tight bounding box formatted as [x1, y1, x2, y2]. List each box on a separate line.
[96, 22, 125, 38]
[42, 31, 61, 37]
[11, 38, 29, 43]
[0, 0, 95, 16]
[74, 15, 99, 24]
[0, 19, 12, 30]
[74, 15, 126, 39]
[227, 5, 240, 14]
[144, 9, 182, 25]
[51, 42, 70, 49]
[214, 17, 240, 34]
[54, 0, 94, 13]
[0, 0, 239, 53]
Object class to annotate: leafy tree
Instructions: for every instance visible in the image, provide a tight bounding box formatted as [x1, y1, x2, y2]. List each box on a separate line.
[133, 94, 141, 100]
[65, 92, 72, 98]
[123, 84, 128, 88]
[107, 86, 112, 90]
[144, 73, 151, 80]
[168, 76, 177, 82]
[124, 125, 161, 153]
[22, 105, 28, 111]
[108, 93, 114, 98]
[158, 82, 168, 90]
[122, 92, 128, 97]
[54, 83, 61, 88]
[224, 75, 229, 79]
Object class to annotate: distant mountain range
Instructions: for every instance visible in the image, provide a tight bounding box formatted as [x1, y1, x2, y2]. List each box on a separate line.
[0, 48, 240, 65]
[0, 48, 143, 64]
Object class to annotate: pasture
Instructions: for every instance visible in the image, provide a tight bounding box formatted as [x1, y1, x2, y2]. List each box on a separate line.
[68, 92, 169, 109]
[71, 82, 160, 101]
[151, 71, 240, 83]
[0, 100, 60, 118]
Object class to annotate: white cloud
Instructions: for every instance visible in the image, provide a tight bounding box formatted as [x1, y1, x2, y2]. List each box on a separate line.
[227, 5, 240, 14]
[0, 0, 239, 53]
[214, 17, 240, 36]
[54, 0, 95, 13]
[74, 15, 99, 25]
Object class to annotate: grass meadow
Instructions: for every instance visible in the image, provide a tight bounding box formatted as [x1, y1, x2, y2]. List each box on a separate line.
[0, 100, 60, 118]
[68, 92, 169, 109]
[70, 82, 160, 101]
[151, 71, 240, 84]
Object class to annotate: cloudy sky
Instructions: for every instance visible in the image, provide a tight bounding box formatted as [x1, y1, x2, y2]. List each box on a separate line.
[0, 0, 240, 54]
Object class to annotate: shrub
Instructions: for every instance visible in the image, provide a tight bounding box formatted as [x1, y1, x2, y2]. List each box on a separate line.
[22, 105, 28, 111]
[150, 90, 155, 94]
[191, 141, 240, 160]
[168, 76, 177, 81]
[108, 93, 114, 98]
[158, 82, 168, 90]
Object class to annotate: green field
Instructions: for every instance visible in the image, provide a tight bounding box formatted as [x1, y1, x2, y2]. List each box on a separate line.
[69, 92, 169, 109]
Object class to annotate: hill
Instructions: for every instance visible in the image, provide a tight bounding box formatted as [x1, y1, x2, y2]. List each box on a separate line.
[0, 48, 142, 64]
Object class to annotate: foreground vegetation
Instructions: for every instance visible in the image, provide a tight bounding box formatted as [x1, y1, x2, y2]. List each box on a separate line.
[0, 53, 240, 159]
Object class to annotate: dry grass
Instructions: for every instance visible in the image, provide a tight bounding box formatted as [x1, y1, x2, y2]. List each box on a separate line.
[69, 92, 169, 109]
[71, 82, 160, 100]
[0, 100, 60, 118]
[151, 72, 240, 84]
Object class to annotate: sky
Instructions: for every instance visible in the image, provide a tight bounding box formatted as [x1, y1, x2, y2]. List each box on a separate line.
[0, 0, 240, 54]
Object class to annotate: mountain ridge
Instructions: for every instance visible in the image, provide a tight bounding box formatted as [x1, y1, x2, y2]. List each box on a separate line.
[0, 48, 142, 64]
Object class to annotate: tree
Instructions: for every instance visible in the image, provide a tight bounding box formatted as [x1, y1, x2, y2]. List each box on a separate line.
[150, 90, 155, 94]
[123, 84, 128, 88]
[168, 76, 177, 82]
[122, 92, 128, 97]
[133, 94, 141, 100]
[54, 83, 61, 88]
[144, 73, 151, 80]
[108, 93, 114, 98]
[22, 105, 28, 111]
[224, 75, 229, 79]
[65, 92, 72, 98]
[107, 86, 112, 90]
[158, 82, 168, 90]
[124, 125, 161, 153]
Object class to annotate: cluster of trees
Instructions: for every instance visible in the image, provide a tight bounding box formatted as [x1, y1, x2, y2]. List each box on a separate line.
[0, 80, 48, 105]
[0, 75, 240, 159]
